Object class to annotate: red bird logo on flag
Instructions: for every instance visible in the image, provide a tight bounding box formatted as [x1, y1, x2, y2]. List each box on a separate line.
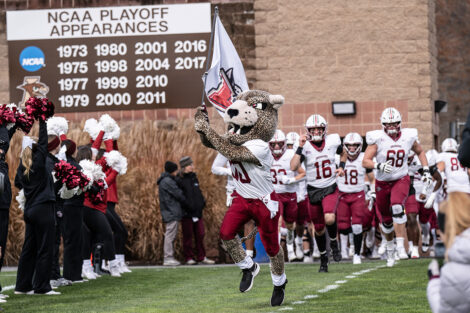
[207, 68, 243, 114]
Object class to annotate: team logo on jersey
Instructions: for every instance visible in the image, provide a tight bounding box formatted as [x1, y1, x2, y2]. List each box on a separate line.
[16, 76, 50, 107]
[206, 68, 243, 113]
[19, 46, 45, 72]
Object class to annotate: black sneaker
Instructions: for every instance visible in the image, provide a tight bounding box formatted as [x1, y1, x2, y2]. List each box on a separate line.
[319, 253, 328, 272]
[239, 263, 260, 292]
[271, 279, 288, 306]
[330, 240, 342, 262]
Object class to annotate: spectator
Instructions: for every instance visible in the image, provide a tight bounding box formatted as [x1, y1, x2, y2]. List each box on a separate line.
[458, 111, 470, 167]
[157, 161, 185, 266]
[177, 156, 214, 265]
[427, 192, 470, 313]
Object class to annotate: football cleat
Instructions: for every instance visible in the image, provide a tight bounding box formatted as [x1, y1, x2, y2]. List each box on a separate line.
[287, 244, 297, 262]
[319, 254, 329, 273]
[411, 246, 420, 259]
[330, 240, 342, 262]
[271, 280, 288, 307]
[397, 246, 409, 260]
[386, 248, 396, 267]
[378, 240, 387, 255]
[349, 245, 355, 258]
[313, 245, 320, 259]
[240, 263, 259, 293]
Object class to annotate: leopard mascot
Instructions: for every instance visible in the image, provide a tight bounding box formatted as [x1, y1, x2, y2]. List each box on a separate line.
[194, 90, 287, 307]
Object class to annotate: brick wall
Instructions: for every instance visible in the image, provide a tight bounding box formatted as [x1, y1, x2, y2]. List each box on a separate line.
[435, 0, 470, 143]
[254, 0, 438, 149]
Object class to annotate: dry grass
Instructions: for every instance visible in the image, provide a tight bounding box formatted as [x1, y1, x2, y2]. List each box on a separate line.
[4, 119, 227, 265]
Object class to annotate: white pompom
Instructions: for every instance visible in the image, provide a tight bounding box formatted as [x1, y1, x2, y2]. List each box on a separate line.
[99, 114, 120, 140]
[47, 117, 61, 136]
[54, 116, 69, 135]
[83, 119, 104, 140]
[79, 159, 107, 187]
[16, 189, 26, 211]
[104, 150, 127, 175]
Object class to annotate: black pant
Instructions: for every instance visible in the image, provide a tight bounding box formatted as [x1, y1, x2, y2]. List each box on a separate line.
[16, 202, 55, 294]
[51, 204, 64, 280]
[0, 209, 9, 292]
[62, 203, 83, 281]
[105, 202, 128, 254]
[83, 206, 115, 260]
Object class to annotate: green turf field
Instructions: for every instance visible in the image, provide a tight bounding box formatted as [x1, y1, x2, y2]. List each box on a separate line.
[0, 259, 430, 313]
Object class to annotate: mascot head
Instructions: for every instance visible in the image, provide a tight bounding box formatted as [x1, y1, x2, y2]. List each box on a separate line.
[222, 90, 284, 145]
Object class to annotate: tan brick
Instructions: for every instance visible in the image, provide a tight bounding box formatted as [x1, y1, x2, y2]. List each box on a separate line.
[254, 0, 278, 11]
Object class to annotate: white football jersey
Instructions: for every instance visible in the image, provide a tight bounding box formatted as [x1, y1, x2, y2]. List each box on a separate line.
[271, 149, 297, 194]
[338, 153, 367, 193]
[212, 153, 235, 193]
[297, 163, 308, 201]
[303, 134, 341, 188]
[366, 128, 418, 182]
[437, 152, 470, 193]
[229, 139, 274, 199]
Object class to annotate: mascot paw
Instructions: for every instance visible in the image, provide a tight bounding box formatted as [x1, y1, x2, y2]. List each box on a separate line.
[194, 107, 210, 134]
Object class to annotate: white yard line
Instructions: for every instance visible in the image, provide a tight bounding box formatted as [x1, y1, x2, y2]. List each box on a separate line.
[2, 285, 15, 291]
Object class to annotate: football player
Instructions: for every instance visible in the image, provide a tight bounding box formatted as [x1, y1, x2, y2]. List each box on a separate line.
[363, 108, 432, 267]
[437, 138, 470, 195]
[336, 133, 375, 264]
[269, 130, 306, 261]
[286, 132, 312, 260]
[405, 150, 442, 258]
[291, 114, 346, 272]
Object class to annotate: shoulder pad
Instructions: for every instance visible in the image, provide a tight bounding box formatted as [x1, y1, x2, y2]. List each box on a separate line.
[402, 128, 418, 141]
[327, 133, 341, 146]
[366, 130, 382, 145]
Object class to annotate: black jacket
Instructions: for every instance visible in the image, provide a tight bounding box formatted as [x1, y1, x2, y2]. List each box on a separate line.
[0, 126, 15, 210]
[15, 119, 56, 211]
[458, 111, 470, 168]
[176, 172, 206, 219]
[157, 172, 185, 223]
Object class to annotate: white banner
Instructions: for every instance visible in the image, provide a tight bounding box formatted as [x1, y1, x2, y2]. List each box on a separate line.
[204, 15, 248, 115]
[7, 3, 210, 41]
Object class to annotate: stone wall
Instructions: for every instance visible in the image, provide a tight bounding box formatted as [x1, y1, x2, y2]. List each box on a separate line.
[435, 0, 470, 143]
[254, 0, 438, 149]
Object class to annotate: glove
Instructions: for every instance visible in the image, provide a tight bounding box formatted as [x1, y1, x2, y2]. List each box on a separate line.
[424, 192, 437, 209]
[427, 259, 440, 280]
[192, 217, 199, 222]
[375, 160, 394, 174]
[280, 176, 296, 185]
[421, 167, 433, 186]
[366, 190, 376, 202]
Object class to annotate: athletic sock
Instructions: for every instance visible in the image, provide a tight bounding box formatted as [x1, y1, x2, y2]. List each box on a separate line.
[326, 222, 338, 240]
[340, 234, 348, 255]
[353, 233, 363, 256]
[315, 232, 327, 254]
[396, 237, 405, 250]
[286, 229, 294, 245]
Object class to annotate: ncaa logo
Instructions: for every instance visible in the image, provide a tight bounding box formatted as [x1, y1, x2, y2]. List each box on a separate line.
[19, 46, 45, 72]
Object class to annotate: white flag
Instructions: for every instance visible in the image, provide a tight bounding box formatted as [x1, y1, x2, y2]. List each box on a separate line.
[204, 15, 248, 116]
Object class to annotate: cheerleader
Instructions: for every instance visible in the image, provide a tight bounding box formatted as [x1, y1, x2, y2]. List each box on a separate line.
[14, 117, 60, 295]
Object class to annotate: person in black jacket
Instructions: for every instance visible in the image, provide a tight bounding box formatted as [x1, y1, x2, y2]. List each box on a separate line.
[14, 118, 60, 295]
[458, 111, 470, 167]
[60, 139, 85, 282]
[157, 161, 186, 266]
[177, 157, 214, 265]
[0, 124, 17, 300]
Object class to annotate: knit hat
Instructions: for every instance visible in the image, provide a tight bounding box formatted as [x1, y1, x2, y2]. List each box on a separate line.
[164, 161, 178, 173]
[47, 136, 60, 152]
[179, 156, 193, 168]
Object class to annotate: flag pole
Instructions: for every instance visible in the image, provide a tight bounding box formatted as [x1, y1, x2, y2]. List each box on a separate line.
[200, 6, 218, 111]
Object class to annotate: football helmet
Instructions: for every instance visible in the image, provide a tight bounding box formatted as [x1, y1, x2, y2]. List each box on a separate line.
[305, 114, 327, 142]
[343, 132, 363, 157]
[381, 108, 402, 136]
[441, 138, 458, 153]
[269, 129, 287, 157]
[286, 132, 300, 146]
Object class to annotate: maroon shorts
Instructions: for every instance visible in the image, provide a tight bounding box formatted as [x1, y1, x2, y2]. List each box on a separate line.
[308, 187, 339, 231]
[277, 192, 298, 224]
[375, 176, 410, 225]
[219, 191, 280, 257]
[405, 195, 419, 215]
[336, 191, 367, 231]
[429, 209, 438, 229]
[362, 202, 379, 229]
[297, 196, 310, 225]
